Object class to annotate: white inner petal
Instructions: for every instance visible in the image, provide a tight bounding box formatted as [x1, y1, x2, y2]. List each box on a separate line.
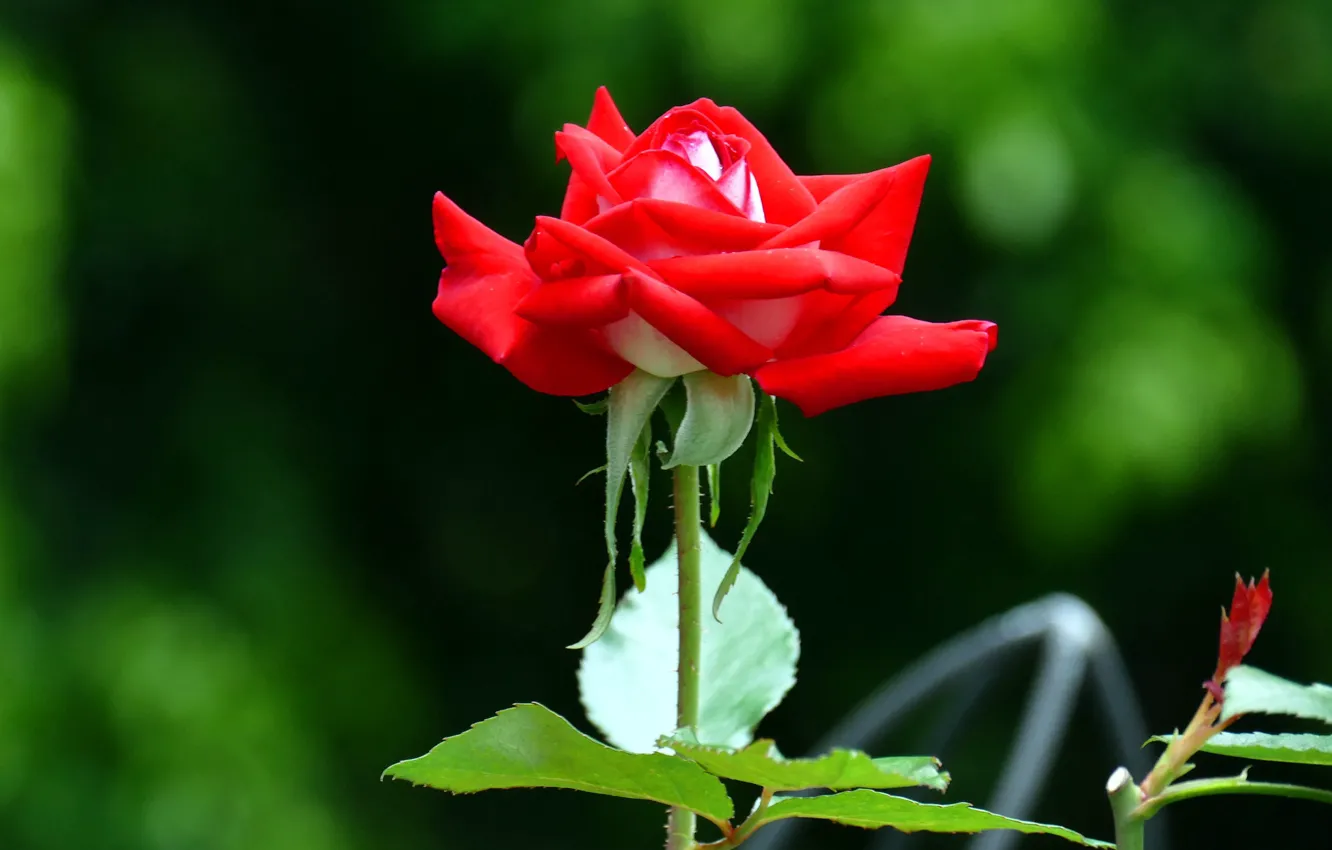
[665, 130, 724, 180]
[744, 172, 765, 223]
[603, 312, 706, 377]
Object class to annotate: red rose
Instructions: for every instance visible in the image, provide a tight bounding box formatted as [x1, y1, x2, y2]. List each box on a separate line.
[432, 87, 997, 415]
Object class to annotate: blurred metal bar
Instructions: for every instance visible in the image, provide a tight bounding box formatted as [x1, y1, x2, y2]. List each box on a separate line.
[745, 594, 1167, 850]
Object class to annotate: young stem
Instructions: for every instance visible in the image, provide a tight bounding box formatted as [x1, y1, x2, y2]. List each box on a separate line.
[1107, 767, 1146, 850]
[667, 464, 704, 850]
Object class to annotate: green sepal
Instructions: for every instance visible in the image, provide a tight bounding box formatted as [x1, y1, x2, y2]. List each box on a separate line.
[574, 397, 609, 415]
[658, 379, 687, 435]
[706, 463, 721, 527]
[628, 419, 652, 592]
[659, 731, 949, 793]
[660, 372, 755, 470]
[569, 370, 676, 649]
[383, 703, 733, 824]
[713, 390, 780, 620]
[575, 464, 606, 486]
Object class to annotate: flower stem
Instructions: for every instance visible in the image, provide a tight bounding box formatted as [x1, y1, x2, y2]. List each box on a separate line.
[667, 464, 704, 850]
[1107, 767, 1146, 850]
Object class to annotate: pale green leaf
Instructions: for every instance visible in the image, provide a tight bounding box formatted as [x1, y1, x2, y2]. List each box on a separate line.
[661, 372, 755, 469]
[578, 530, 799, 753]
[751, 790, 1112, 846]
[384, 703, 732, 823]
[659, 733, 949, 792]
[1222, 665, 1332, 725]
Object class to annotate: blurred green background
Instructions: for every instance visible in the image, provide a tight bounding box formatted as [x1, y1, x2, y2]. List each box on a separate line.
[1, 0, 1330, 846]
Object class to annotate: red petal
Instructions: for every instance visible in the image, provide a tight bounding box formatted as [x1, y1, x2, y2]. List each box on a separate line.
[609, 149, 743, 216]
[555, 125, 624, 207]
[688, 99, 816, 225]
[526, 215, 658, 279]
[432, 193, 632, 395]
[434, 268, 631, 395]
[433, 191, 526, 265]
[620, 107, 725, 161]
[514, 274, 628, 326]
[586, 86, 636, 152]
[623, 271, 772, 375]
[799, 174, 860, 203]
[649, 249, 900, 300]
[777, 288, 897, 358]
[755, 316, 998, 416]
[632, 198, 782, 252]
[765, 156, 930, 275]
[560, 172, 600, 225]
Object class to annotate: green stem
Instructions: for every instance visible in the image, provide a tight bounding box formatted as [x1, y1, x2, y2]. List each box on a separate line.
[1106, 767, 1146, 850]
[667, 464, 704, 850]
[1134, 776, 1332, 819]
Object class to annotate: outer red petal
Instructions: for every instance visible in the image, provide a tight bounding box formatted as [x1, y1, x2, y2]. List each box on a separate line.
[622, 271, 772, 375]
[526, 215, 658, 279]
[634, 199, 782, 251]
[755, 316, 998, 416]
[798, 173, 859, 203]
[431, 193, 632, 395]
[434, 191, 526, 265]
[766, 156, 930, 275]
[555, 125, 624, 206]
[649, 249, 900, 300]
[687, 99, 817, 225]
[513, 274, 628, 326]
[777, 288, 897, 359]
[586, 86, 636, 152]
[574, 200, 782, 265]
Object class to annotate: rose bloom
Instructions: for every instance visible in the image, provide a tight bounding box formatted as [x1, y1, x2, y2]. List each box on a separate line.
[431, 88, 996, 416]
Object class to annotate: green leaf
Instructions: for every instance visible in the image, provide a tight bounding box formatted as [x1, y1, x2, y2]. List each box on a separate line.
[749, 790, 1112, 847]
[578, 530, 799, 753]
[706, 463, 721, 527]
[1180, 732, 1332, 766]
[1222, 665, 1332, 725]
[713, 391, 778, 620]
[628, 420, 652, 593]
[570, 370, 675, 649]
[658, 733, 949, 792]
[384, 703, 733, 824]
[660, 372, 755, 469]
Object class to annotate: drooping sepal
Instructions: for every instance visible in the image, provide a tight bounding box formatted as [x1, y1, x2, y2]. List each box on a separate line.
[660, 372, 756, 469]
[569, 369, 676, 648]
[713, 389, 797, 619]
